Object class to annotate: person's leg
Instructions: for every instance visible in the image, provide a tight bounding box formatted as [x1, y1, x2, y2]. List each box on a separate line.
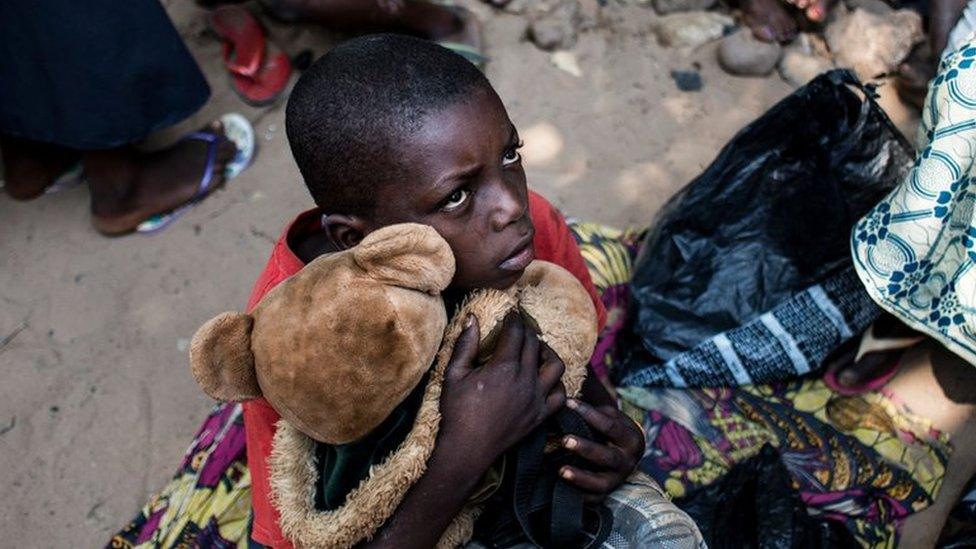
[0, 136, 81, 200]
[883, 342, 976, 547]
[85, 121, 236, 236]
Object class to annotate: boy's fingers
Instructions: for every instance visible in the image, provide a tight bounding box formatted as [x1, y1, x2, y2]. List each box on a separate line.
[562, 436, 627, 472]
[559, 466, 616, 495]
[492, 312, 525, 368]
[545, 382, 567, 415]
[519, 325, 541, 375]
[540, 342, 564, 366]
[538, 355, 565, 394]
[567, 399, 624, 442]
[446, 315, 480, 381]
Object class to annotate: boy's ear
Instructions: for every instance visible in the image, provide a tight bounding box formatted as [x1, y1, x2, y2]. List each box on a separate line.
[353, 223, 456, 294]
[323, 214, 369, 250]
[189, 312, 261, 401]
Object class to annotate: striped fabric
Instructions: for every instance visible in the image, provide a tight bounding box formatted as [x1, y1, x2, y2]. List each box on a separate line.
[620, 268, 879, 388]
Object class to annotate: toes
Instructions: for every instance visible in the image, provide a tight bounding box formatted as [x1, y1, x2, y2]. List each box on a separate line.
[208, 120, 225, 137]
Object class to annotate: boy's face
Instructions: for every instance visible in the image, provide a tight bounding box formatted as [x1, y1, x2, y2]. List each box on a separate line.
[366, 88, 533, 291]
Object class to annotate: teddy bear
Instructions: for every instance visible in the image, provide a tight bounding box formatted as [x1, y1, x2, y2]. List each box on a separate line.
[189, 222, 598, 548]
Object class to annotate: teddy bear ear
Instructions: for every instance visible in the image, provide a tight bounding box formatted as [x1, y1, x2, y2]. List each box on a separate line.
[353, 223, 456, 294]
[189, 312, 261, 402]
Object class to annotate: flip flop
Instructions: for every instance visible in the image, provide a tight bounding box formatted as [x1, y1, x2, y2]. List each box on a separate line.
[209, 5, 292, 106]
[230, 43, 292, 106]
[209, 6, 265, 79]
[136, 113, 255, 234]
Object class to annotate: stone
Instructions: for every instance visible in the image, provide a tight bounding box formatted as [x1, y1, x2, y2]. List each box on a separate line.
[653, 0, 716, 15]
[778, 33, 836, 86]
[527, 0, 581, 51]
[670, 69, 703, 91]
[654, 12, 735, 49]
[717, 29, 783, 76]
[825, 8, 923, 80]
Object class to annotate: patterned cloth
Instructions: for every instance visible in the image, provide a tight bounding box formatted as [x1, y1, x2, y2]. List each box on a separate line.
[620, 383, 949, 548]
[568, 220, 643, 382]
[852, 32, 976, 367]
[620, 268, 879, 388]
[109, 404, 251, 548]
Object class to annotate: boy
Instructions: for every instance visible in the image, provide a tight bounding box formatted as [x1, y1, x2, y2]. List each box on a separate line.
[244, 34, 702, 548]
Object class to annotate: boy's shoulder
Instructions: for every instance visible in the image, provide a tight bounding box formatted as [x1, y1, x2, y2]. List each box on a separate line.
[246, 208, 322, 311]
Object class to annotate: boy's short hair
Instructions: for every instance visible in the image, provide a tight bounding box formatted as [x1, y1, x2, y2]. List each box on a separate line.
[285, 33, 492, 216]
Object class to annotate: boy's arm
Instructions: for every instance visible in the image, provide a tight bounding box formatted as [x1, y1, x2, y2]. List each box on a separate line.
[364, 314, 567, 549]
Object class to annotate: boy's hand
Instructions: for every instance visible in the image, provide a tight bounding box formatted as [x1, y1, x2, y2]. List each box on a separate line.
[439, 313, 567, 471]
[559, 398, 645, 502]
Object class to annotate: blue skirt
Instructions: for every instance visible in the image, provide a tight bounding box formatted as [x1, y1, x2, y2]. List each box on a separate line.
[0, 0, 210, 149]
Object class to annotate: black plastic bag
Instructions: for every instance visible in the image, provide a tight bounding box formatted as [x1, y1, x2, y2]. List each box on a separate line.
[677, 445, 858, 549]
[617, 70, 915, 387]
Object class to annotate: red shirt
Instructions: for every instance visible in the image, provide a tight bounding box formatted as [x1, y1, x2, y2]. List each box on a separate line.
[244, 191, 606, 547]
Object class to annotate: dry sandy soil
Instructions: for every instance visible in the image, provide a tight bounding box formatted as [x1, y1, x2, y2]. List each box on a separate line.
[0, 1, 918, 546]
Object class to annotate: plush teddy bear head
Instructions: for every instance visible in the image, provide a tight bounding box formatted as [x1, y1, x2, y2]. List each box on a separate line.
[189, 223, 455, 445]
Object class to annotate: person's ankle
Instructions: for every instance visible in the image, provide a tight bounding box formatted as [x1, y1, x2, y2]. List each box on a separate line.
[85, 149, 139, 217]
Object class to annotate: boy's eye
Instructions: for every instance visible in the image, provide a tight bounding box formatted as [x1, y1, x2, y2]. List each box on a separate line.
[503, 142, 523, 167]
[442, 188, 470, 212]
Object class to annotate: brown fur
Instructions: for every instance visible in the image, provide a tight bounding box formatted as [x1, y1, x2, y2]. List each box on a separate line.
[190, 312, 260, 401]
[189, 224, 454, 445]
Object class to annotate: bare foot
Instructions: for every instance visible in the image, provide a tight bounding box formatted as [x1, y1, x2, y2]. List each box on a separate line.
[86, 122, 237, 236]
[741, 0, 798, 43]
[1, 136, 81, 200]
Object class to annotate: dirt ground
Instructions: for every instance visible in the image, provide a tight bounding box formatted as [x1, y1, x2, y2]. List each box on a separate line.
[0, 1, 919, 546]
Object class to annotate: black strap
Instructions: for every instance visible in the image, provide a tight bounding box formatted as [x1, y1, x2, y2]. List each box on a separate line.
[509, 408, 613, 548]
